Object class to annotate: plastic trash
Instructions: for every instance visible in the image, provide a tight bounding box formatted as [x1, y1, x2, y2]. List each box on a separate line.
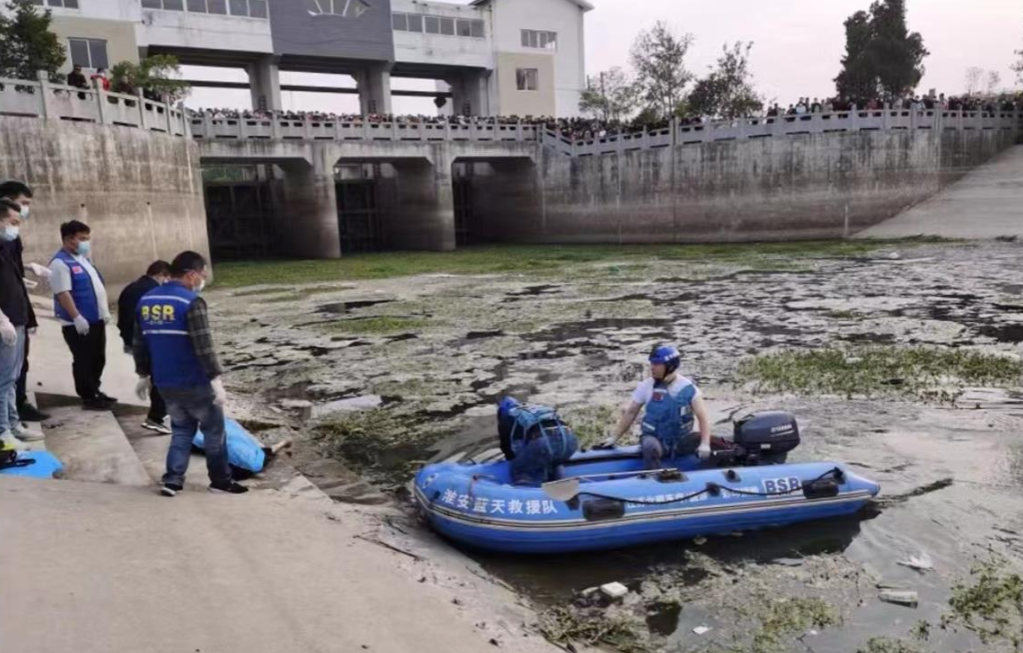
[879, 589, 918, 607]
[897, 553, 934, 571]
[194, 417, 266, 473]
[600, 582, 628, 599]
[693, 626, 711, 635]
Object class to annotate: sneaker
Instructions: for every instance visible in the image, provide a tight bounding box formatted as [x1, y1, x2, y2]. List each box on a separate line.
[209, 481, 249, 495]
[141, 418, 172, 435]
[1, 431, 28, 453]
[18, 404, 50, 422]
[13, 424, 44, 442]
[160, 483, 183, 497]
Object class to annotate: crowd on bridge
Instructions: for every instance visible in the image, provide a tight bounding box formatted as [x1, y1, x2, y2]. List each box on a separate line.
[187, 90, 1023, 142]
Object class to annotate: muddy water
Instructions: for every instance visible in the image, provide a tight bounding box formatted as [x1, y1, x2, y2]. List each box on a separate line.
[210, 241, 1023, 652]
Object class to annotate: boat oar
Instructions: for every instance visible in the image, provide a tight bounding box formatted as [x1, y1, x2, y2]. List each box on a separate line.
[542, 477, 582, 502]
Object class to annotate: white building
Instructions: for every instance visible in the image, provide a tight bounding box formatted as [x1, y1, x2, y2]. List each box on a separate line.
[30, 0, 591, 117]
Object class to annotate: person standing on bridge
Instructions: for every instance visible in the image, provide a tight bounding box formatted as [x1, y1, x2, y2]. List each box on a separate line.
[49, 220, 116, 411]
[133, 251, 247, 496]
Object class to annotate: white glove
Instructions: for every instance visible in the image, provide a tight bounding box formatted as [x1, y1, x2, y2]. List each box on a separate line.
[0, 319, 15, 347]
[135, 376, 151, 402]
[27, 263, 52, 280]
[697, 441, 712, 460]
[73, 315, 90, 335]
[211, 377, 227, 406]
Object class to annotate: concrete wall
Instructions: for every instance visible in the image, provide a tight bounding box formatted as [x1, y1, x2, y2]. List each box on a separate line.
[391, 0, 492, 69]
[495, 52, 555, 117]
[470, 128, 1018, 243]
[139, 8, 273, 53]
[269, 0, 394, 62]
[0, 116, 209, 291]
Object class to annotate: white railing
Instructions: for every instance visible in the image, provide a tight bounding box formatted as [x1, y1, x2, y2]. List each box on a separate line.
[3, 72, 1019, 155]
[0, 72, 189, 136]
[548, 108, 1023, 157]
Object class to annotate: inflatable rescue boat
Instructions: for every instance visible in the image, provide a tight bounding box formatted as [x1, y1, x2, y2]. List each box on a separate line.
[413, 411, 880, 553]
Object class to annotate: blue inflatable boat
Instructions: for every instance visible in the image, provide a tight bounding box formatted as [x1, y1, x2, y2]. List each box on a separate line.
[413, 412, 880, 554]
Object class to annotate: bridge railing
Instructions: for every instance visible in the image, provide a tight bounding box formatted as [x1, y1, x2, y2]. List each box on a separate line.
[0, 72, 189, 136]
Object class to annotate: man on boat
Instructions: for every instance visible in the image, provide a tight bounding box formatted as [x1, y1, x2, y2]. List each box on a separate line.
[600, 344, 712, 469]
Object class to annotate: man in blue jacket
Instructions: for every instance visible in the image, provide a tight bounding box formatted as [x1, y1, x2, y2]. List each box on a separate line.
[49, 220, 115, 411]
[133, 251, 247, 496]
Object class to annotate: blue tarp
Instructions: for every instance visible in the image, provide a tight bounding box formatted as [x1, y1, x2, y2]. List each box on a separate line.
[194, 417, 266, 473]
[0, 451, 64, 479]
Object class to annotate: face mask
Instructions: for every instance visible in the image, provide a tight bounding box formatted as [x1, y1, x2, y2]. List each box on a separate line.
[76, 240, 91, 256]
[197, 278, 206, 293]
[0, 225, 18, 242]
[19, 206, 29, 220]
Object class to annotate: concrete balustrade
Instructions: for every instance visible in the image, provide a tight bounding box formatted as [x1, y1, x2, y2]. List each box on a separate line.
[2, 74, 1020, 156]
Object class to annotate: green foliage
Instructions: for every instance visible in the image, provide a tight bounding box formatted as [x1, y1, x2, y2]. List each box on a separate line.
[579, 66, 642, 123]
[942, 558, 1023, 648]
[856, 637, 922, 653]
[110, 54, 190, 102]
[323, 316, 430, 335]
[537, 605, 650, 653]
[834, 0, 928, 100]
[739, 347, 1020, 401]
[688, 42, 764, 119]
[630, 21, 694, 120]
[743, 596, 840, 653]
[0, 0, 66, 82]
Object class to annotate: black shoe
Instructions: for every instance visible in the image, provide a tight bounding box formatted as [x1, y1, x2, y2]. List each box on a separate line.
[18, 404, 50, 422]
[209, 481, 249, 495]
[82, 398, 109, 411]
[160, 483, 183, 497]
[97, 392, 118, 405]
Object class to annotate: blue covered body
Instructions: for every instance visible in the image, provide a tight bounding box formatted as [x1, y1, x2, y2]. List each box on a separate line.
[194, 417, 265, 473]
[413, 446, 879, 554]
[0, 451, 64, 479]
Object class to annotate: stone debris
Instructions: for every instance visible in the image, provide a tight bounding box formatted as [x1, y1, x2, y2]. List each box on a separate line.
[600, 582, 629, 599]
[878, 589, 919, 607]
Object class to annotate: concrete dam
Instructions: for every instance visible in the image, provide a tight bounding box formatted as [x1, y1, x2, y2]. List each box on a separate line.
[2, 75, 1021, 286]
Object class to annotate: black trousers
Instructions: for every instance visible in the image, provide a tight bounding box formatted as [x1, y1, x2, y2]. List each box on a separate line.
[61, 323, 106, 401]
[148, 385, 167, 422]
[15, 332, 28, 408]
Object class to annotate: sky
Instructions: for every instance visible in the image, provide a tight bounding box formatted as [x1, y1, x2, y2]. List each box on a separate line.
[183, 0, 1023, 114]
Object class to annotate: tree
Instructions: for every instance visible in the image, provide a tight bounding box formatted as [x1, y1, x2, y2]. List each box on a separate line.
[579, 67, 641, 123]
[985, 70, 1001, 94]
[1013, 42, 1023, 84]
[963, 66, 983, 95]
[630, 21, 694, 120]
[110, 55, 190, 102]
[687, 42, 764, 119]
[0, 0, 66, 82]
[834, 0, 928, 100]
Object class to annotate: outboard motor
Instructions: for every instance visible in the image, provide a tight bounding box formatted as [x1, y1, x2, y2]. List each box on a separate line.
[731, 411, 801, 465]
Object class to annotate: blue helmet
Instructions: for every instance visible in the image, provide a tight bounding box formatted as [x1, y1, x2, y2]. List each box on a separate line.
[649, 344, 681, 377]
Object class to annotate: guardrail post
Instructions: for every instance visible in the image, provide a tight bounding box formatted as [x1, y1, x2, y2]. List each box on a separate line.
[36, 70, 54, 120]
[444, 122, 451, 140]
[391, 121, 398, 140]
[303, 115, 312, 139]
[670, 117, 678, 147]
[93, 78, 108, 125]
[164, 98, 174, 133]
[420, 122, 426, 141]
[517, 120, 523, 141]
[362, 120, 370, 140]
[239, 114, 248, 139]
[181, 103, 191, 138]
[136, 89, 147, 128]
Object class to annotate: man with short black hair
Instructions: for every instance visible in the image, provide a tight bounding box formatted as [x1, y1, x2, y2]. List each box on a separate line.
[118, 260, 171, 434]
[134, 251, 247, 496]
[0, 180, 50, 422]
[49, 220, 115, 410]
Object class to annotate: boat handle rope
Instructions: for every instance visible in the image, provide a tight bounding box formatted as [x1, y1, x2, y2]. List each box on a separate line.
[570, 467, 846, 505]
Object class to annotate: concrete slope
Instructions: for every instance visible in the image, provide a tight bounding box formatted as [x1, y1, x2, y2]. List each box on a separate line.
[42, 406, 152, 486]
[856, 145, 1023, 240]
[0, 476, 553, 653]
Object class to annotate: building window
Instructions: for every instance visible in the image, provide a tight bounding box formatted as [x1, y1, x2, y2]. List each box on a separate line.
[176, 0, 265, 16]
[521, 29, 557, 50]
[308, 0, 370, 17]
[68, 38, 108, 70]
[141, 0, 183, 9]
[516, 68, 538, 91]
[30, 0, 80, 7]
[392, 13, 483, 38]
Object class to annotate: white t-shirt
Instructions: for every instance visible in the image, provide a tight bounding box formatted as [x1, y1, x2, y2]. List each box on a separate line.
[631, 375, 701, 406]
[49, 254, 111, 326]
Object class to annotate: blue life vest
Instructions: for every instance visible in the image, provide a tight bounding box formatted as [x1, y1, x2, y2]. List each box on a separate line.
[640, 379, 697, 454]
[50, 249, 102, 323]
[137, 281, 209, 390]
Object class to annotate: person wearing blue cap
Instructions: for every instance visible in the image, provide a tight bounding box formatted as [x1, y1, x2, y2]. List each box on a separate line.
[600, 344, 712, 469]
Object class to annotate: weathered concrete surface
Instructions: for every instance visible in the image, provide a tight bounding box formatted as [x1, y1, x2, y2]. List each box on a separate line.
[0, 116, 209, 289]
[856, 144, 1023, 240]
[0, 475, 560, 653]
[42, 405, 152, 486]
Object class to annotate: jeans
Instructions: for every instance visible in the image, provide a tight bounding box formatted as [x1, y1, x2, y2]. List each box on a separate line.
[0, 326, 25, 434]
[641, 432, 700, 470]
[61, 323, 107, 400]
[160, 385, 232, 487]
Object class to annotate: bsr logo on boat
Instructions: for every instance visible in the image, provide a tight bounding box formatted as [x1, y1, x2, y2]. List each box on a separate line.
[762, 476, 802, 493]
